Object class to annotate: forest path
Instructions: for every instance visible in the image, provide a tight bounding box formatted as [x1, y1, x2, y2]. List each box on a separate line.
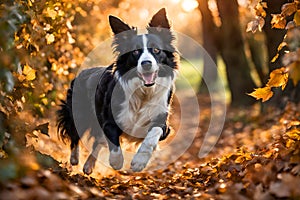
[2, 94, 300, 199]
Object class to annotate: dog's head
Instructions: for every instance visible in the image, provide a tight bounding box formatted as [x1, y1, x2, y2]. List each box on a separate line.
[109, 8, 178, 87]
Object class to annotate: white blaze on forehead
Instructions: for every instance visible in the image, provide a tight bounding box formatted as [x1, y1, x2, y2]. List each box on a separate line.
[137, 35, 158, 74]
[142, 34, 148, 50]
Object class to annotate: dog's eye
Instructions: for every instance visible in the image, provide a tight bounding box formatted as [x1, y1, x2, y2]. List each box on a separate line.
[132, 50, 140, 56]
[152, 48, 161, 54]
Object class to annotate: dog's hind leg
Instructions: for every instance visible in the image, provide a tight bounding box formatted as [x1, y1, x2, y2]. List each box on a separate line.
[69, 125, 80, 165]
[70, 142, 79, 165]
[83, 127, 105, 175]
[83, 141, 102, 175]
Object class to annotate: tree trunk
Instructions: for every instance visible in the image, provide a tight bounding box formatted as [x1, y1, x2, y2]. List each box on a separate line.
[216, 0, 256, 106]
[197, 0, 218, 93]
[262, 0, 299, 106]
[246, 34, 266, 84]
[263, 0, 288, 72]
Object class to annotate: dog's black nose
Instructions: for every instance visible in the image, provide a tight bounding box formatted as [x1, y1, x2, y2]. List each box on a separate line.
[141, 61, 152, 71]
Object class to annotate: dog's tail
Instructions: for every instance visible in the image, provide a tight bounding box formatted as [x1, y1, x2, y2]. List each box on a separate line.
[57, 80, 79, 149]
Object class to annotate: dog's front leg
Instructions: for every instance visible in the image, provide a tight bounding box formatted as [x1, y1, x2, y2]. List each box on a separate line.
[131, 127, 163, 172]
[103, 124, 124, 170]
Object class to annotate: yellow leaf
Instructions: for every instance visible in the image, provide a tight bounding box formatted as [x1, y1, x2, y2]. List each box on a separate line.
[46, 8, 57, 19]
[294, 10, 300, 26]
[271, 53, 279, 63]
[45, 33, 55, 44]
[23, 64, 36, 81]
[235, 156, 244, 164]
[41, 98, 48, 105]
[288, 61, 300, 86]
[58, 10, 64, 17]
[248, 87, 274, 102]
[286, 128, 300, 140]
[286, 139, 295, 148]
[277, 42, 287, 51]
[267, 67, 289, 90]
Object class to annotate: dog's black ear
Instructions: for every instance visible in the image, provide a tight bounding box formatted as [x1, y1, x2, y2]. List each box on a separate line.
[109, 15, 131, 34]
[148, 8, 170, 29]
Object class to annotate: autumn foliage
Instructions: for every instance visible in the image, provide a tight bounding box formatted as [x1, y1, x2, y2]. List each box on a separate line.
[0, 0, 300, 199]
[248, 0, 300, 102]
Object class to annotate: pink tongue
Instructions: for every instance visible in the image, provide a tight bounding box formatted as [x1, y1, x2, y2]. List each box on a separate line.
[142, 73, 155, 85]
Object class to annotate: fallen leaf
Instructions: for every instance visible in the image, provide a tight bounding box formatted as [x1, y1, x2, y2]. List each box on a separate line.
[23, 64, 36, 81]
[269, 181, 291, 198]
[45, 33, 55, 44]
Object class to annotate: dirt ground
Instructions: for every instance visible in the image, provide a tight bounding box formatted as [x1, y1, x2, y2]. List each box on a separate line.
[1, 94, 300, 199]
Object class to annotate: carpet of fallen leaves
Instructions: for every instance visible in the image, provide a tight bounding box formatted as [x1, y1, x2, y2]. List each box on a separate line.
[1, 95, 300, 200]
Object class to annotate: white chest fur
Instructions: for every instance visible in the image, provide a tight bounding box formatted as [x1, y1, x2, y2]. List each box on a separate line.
[116, 76, 173, 138]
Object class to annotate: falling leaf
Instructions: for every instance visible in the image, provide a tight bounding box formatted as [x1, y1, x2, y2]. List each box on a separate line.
[281, 2, 298, 17]
[271, 14, 287, 29]
[45, 33, 55, 44]
[294, 10, 300, 26]
[277, 42, 287, 51]
[246, 17, 265, 33]
[23, 64, 36, 81]
[255, 3, 267, 17]
[271, 53, 279, 63]
[248, 87, 273, 102]
[266, 67, 289, 90]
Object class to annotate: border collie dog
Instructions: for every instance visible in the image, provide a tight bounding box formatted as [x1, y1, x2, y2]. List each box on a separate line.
[57, 8, 178, 174]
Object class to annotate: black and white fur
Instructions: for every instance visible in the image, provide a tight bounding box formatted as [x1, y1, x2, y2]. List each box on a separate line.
[57, 8, 178, 174]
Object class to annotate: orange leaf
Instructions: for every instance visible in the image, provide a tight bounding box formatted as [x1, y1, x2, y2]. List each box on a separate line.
[294, 10, 300, 26]
[286, 128, 300, 140]
[248, 87, 273, 102]
[271, 14, 287, 29]
[267, 67, 289, 90]
[255, 3, 267, 17]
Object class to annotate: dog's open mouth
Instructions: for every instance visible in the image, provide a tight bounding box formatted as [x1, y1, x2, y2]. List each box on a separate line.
[139, 71, 158, 87]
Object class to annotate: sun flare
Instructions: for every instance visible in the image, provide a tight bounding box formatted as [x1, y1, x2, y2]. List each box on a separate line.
[181, 0, 199, 12]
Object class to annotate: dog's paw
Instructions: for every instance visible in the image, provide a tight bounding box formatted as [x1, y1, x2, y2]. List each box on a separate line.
[70, 147, 79, 165]
[83, 155, 96, 175]
[70, 156, 79, 165]
[109, 148, 124, 170]
[131, 152, 151, 172]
